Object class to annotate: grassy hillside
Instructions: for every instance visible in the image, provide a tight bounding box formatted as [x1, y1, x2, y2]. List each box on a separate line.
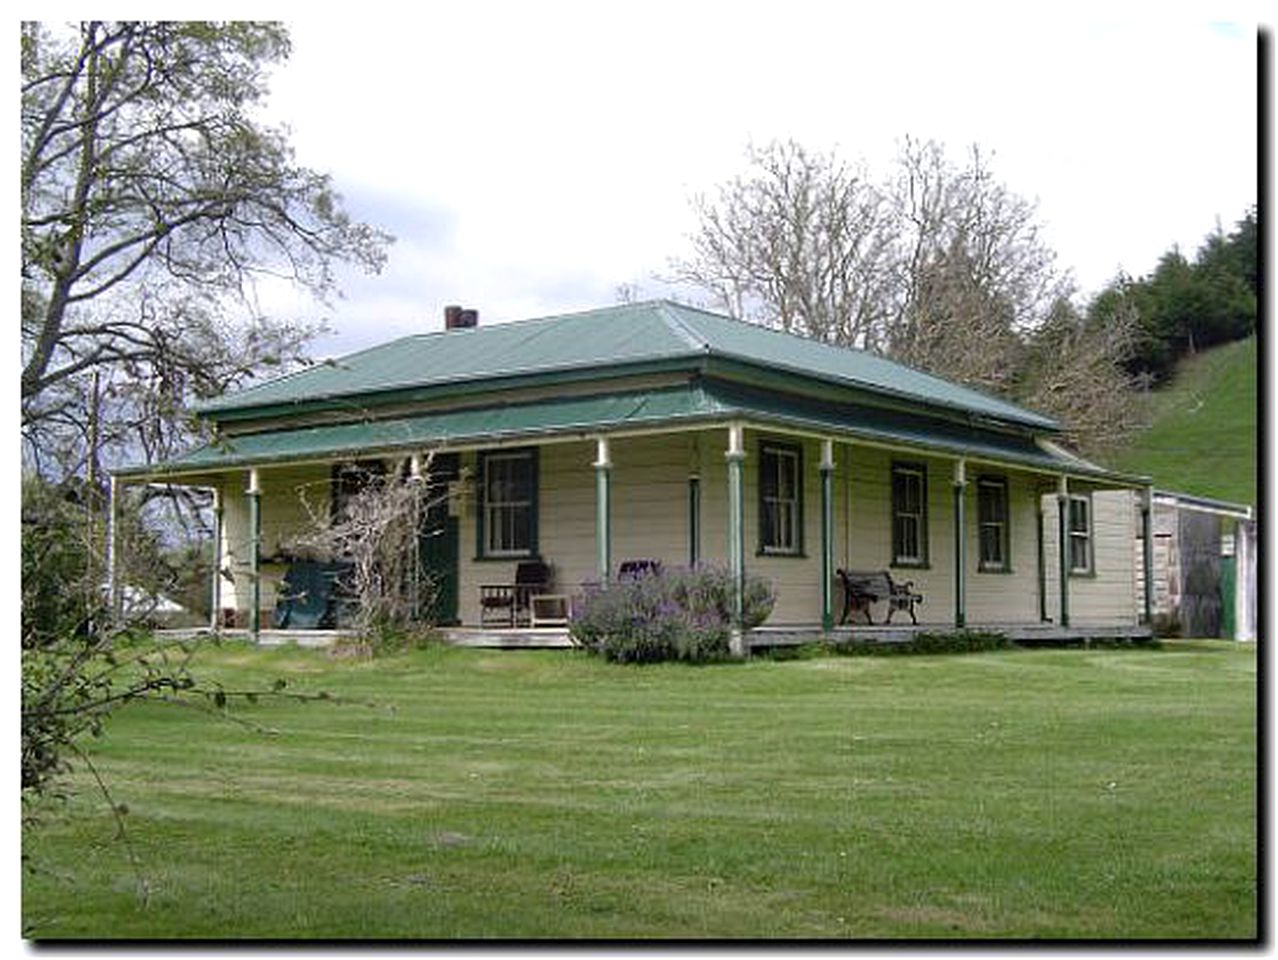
[1106, 337, 1257, 507]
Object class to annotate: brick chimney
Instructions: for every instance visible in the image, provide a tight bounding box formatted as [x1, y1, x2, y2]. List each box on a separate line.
[444, 305, 478, 330]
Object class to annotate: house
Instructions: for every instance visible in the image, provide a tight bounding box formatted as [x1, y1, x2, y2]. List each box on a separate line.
[111, 300, 1155, 651]
[1135, 490, 1255, 641]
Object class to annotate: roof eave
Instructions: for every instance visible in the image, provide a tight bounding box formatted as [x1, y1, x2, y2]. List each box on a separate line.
[700, 355, 1060, 437]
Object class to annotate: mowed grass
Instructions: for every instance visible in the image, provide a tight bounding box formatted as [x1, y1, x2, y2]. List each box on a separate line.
[23, 640, 1256, 940]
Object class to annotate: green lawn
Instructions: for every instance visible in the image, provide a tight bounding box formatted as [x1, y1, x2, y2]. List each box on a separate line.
[1106, 337, 1257, 507]
[23, 640, 1257, 940]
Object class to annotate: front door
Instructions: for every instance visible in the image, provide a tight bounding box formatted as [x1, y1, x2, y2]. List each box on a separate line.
[418, 453, 460, 626]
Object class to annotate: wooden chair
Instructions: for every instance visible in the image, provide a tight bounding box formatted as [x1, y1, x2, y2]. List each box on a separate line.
[479, 560, 551, 627]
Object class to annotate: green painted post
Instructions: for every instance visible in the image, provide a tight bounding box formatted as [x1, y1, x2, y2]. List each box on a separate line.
[1221, 546, 1237, 641]
[210, 487, 224, 631]
[820, 440, 835, 632]
[953, 460, 967, 630]
[594, 438, 612, 586]
[248, 468, 262, 641]
[1037, 504, 1048, 622]
[1057, 477, 1070, 629]
[688, 474, 700, 568]
[726, 425, 746, 652]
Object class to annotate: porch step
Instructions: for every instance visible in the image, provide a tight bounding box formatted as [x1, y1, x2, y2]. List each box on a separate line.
[443, 627, 575, 649]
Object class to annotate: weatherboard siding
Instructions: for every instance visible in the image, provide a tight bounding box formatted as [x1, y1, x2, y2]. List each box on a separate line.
[212, 430, 1135, 631]
[456, 434, 699, 625]
[964, 471, 1044, 624]
[693, 434, 1049, 626]
[458, 441, 595, 626]
[1041, 488, 1139, 626]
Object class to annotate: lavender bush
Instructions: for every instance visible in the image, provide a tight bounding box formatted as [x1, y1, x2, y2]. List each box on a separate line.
[569, 565, 775, 663]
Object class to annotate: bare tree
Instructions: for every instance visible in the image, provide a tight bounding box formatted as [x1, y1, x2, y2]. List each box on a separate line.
[671, 136, 1138, 451]
[1014, 297, 1144, 453]
[20, 22, 392, 812]
[672, 137, 1070, 386]
[668, 140, 899, 349]
[21, 22, 391, 479]
[883, 137, 1072, 390]
[290, 463, 443, 649]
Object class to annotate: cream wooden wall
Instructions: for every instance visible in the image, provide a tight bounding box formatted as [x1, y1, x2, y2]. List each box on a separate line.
[1040, 488, 1139, 626]
[213, 430, 1138, 631]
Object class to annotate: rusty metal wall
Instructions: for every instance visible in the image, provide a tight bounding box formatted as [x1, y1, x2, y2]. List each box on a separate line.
[1178, 509, 1223, 638]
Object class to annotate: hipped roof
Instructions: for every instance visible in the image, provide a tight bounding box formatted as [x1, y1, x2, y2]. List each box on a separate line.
[198, 300, 1060, 432]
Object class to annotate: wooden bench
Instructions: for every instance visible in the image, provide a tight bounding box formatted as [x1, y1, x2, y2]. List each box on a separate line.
[836, 569, 924, 625]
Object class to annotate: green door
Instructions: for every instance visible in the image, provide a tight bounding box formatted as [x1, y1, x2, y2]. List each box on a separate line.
[418, 454, 460, 626]
[1220, 553, 1236, 641]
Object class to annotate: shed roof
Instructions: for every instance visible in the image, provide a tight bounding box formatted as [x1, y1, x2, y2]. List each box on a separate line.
[199, 300, 1059, 431]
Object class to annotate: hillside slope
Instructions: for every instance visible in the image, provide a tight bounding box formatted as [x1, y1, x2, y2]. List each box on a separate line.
[1104, 337, 1257, 507]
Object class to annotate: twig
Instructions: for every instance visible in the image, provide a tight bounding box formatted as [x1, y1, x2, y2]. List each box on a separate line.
[69, 741, 150, 909]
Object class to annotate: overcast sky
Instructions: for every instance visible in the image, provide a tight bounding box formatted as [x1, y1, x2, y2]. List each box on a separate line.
[254, 4, 1261, 357]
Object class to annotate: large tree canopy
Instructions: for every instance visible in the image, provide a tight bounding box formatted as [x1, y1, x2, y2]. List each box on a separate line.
[668, 140, 899, 350]
[21, 21, 392, 477]
[670, 137, 1160, 451]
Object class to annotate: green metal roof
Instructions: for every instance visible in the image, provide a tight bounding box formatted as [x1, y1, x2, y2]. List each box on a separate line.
[126, 384, 735, 476]
[198, 301, 1059, 431]
[127, 380, 1136, 485]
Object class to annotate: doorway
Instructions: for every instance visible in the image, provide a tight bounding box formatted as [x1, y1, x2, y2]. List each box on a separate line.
[418, 453, 460, 626]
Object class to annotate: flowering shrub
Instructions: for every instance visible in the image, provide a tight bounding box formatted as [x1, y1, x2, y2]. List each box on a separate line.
[569, 565, 775, 663]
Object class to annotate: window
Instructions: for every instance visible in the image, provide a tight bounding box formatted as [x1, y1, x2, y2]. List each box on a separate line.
[1068, 494, 1093, 574]
[759, 441, 802, 555]
[479, 449, 537, 558]
[977, 476, 1010, 572]
[891, 462, 928, 566]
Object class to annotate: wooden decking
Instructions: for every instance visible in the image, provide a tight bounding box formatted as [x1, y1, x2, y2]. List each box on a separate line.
[746, 622, 1154, 650]
[160, 621, 1151, 651]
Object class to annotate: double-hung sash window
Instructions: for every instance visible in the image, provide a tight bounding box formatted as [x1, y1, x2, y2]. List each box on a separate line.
[1068, 494, 1093, 574]
[480, 450, 536, 557]
[977, 476, 1010, 572]
[759, 442, 802, 555]
[891, 462, 928, 567]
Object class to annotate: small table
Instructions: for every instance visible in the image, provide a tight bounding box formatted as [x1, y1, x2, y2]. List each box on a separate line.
[530, 594, 570, 628]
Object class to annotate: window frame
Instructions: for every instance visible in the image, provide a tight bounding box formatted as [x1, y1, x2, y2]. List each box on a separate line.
[476, 448, 538, 560]
[891, 461, 929, 569]
[1067, 492, 1094, 576]
[757, 439, 804, 557]
[976, 475, 1012, 573]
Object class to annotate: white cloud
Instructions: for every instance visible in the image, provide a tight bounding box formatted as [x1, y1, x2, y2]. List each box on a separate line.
[255, 5, 1260, 351]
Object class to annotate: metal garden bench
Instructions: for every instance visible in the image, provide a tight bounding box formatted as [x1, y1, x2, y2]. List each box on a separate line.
[836, 568, 924, 625]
